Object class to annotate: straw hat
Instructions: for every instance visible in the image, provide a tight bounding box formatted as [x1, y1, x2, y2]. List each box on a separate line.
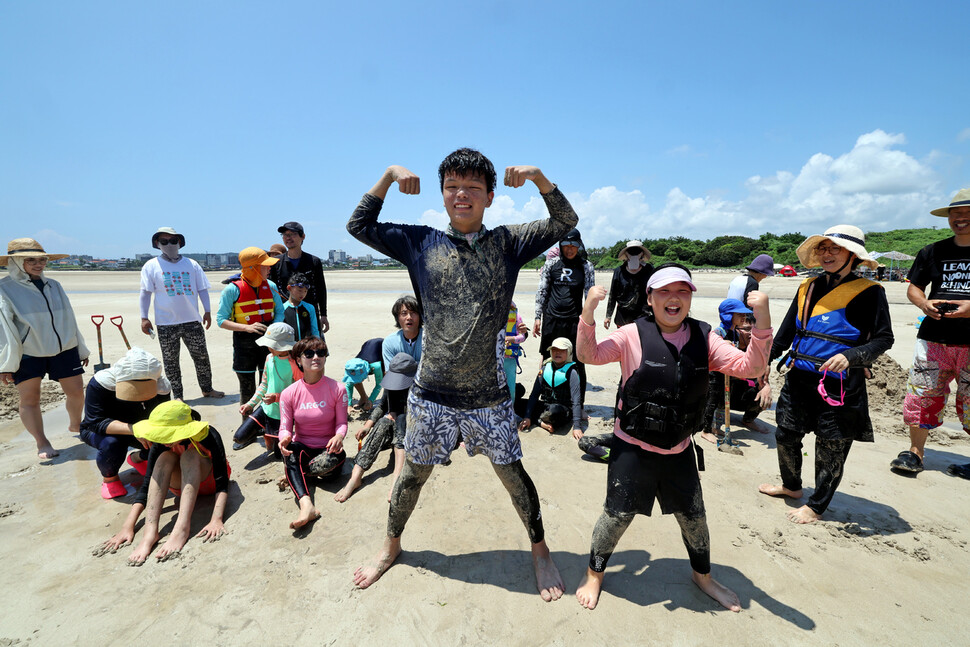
[0, 238, 69, 266]
[795, 225, 878, 270]
[132, 401, 209, 445]
[930, 188, 970, 217]
[256, 322, 296, 352]
[618, 240, 651, 262]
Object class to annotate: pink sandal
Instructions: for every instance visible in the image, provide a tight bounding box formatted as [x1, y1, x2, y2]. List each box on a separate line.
[101, 479, 128, 499]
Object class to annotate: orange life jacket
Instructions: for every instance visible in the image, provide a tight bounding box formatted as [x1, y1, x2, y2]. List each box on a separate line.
[231, 280, 276, 324]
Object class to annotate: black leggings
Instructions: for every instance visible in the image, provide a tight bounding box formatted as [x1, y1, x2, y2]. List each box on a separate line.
[386, 459, 544, 544]
[588, 509, 711, 575]
[776, 427, 853, 515]
[284, 441, 346, 500]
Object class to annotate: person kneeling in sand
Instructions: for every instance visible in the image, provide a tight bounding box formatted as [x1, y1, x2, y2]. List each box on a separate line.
[347, 149, 577, 601]
[760, 226, 893, 523]
[95, 401, 231, 565]
[575, 264, 774, 612]
[335, 352, 416, 503]
[278, 336, 347, 530]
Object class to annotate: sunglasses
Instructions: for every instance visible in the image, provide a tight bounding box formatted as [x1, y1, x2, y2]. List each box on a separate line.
[301, 348, 329, 359]
[817, 370, 845, 407]
[157, 237, 179, 246]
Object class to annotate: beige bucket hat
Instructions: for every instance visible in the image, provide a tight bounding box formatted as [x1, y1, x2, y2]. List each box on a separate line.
[795, 225, 878, 270]
[0, 238, 69, 266]
[930, 188, 970, 217]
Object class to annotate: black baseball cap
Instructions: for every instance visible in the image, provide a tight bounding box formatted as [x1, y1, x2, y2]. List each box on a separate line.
[278, 221, 305, 236]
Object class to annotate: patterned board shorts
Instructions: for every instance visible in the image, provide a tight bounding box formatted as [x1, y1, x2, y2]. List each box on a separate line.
[404, 391, 522, 465]
[903, 339, 970, 431]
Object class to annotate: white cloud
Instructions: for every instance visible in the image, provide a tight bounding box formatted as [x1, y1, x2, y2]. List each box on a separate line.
[958, 128, 970, 142]
[416, 130, 945, 248]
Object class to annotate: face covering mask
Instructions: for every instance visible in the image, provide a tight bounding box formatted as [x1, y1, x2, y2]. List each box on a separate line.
[626, 254, 641, 270]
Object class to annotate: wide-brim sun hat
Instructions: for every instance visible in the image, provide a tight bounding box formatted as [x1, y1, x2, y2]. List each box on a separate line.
[256, 322, 296, 351]
[104, 347, 169, 401]
[342, 358, 370, 385]
[151, 227, 186, 249]
[930, 188, 970, 217]
[133, 400, 209, 445]
[618, 240, 651, 262]
[795, 224, 878, 270]
[382, 353, 418, 391]
[0, 238, 69, 266]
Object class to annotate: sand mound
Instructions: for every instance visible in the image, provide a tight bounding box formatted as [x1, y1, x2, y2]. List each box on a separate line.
[0, 381, 68, 422]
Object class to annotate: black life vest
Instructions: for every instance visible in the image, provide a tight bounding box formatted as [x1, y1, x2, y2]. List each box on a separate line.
[283, 303, 314, 340]
[618, 317, 711, 448]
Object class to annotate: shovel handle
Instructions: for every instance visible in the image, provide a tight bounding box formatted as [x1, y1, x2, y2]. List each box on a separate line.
[91, 315, 104, 326]
[91, 315, 106, 364]
[110, 315, 131, 350]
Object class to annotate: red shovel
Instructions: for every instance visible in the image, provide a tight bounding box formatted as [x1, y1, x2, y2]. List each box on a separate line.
[110, 315, 131, 350]
[91, 315, 109, 371]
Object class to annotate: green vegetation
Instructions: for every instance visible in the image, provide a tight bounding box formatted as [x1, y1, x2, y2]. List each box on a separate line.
[523, 227, 952, 270]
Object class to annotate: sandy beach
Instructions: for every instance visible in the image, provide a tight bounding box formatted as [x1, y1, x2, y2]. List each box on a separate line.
[1, 269, 968, 646]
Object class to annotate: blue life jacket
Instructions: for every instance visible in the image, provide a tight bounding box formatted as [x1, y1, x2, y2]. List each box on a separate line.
[785, 276, 876, 377]
[542, 361, 576, 404]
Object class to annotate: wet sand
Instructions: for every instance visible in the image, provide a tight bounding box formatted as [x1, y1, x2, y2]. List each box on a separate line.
[1, 269, 968, 645]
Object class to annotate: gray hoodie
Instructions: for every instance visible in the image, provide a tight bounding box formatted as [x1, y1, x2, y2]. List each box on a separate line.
[0, 258, 89, 373]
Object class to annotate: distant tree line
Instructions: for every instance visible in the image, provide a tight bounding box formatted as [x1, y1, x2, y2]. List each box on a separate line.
[524, 227, 951, 271]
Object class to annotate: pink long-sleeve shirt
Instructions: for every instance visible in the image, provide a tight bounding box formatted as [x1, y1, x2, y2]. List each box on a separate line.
[278, 376, 348, 449]
[577, 318, 772, 454]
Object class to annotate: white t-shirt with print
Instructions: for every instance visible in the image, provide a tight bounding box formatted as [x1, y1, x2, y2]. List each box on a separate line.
[140, 256, 211, 326]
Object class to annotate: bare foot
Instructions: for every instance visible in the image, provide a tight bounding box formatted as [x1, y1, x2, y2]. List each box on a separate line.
[787, 505, 820, 524]
[290, 500, 321, 529]
[334, 477, 361, 503]
[692, 571, 741, 612]
[128, 530, 159, 566]
[758, 483, 803, 499]
[354, 537, 402, 589]
[156, 526, 191, 561]
[37, 444, 59, 460]
[575, 568, 604, 609]
[741, 419, 770, 434]
[699, 431, 721, 445]
[203, 389, 225, 399]
[532, 541, 564, 601]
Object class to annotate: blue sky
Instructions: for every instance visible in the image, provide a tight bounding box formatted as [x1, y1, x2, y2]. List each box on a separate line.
[2, 1, 967, 258]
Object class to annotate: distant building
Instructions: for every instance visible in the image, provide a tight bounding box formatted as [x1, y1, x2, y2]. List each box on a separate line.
[329, 249, 347, 264]
[136, 253, 154, 262]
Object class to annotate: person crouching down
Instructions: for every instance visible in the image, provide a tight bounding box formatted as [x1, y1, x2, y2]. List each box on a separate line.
[334, 352, 417, 504]
[575, 263, 774, 612]
[79, 348, 172, 499]
[233, 323, 302, 455]
[95, 401, 231, 565]
[278, 336, 348, 529]
[517, 337, 583, 438]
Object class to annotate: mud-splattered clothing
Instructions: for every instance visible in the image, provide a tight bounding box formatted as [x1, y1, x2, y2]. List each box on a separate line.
[347, 188, 578, 409]
[605, 264, 653, 326]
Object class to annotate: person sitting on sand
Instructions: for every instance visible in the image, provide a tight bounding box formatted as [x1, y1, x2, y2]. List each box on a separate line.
[233, 323, 302, 455]
[699, 298, 772, 443]
[517, 337, 582, 437]
[95, 400, 230, 565]
[344, 337, 384, 412]
[575, 263, 773, 612]
[277, 335, 347, 529]
[347, 149, 577, 601]
[0, 238, 89, 460]
[890, 189, 970, 479]
[217, 247, 285, 412]
[760, 225, 892, 524]
[334, 352, 416, 503]
[79, 348, 172, 499]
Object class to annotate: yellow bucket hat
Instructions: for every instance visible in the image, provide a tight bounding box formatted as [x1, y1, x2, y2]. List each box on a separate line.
[133, 401, 209, 446]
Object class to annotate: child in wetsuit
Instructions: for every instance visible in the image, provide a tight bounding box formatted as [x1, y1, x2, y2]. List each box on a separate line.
[281, 272, 320, 341]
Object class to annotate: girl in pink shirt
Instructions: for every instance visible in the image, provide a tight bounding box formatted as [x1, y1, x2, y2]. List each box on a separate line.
[573, 264, 773, 614]
[279, 336, 348, 529]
